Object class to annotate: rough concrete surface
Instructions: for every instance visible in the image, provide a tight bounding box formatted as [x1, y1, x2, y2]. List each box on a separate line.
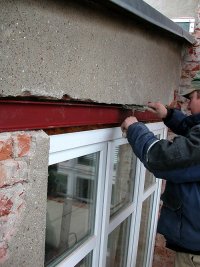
[1, 131, 49, 267]
[0, 0, 183, 105]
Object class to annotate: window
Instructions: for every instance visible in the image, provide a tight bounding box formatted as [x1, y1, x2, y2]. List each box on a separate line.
[106, 217, 131, 267]
[46, 123, 167, 267]
[172, 18, 195, 33]
[110, 144, 136, 217]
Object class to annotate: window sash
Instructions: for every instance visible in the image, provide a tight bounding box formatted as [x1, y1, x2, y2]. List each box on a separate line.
[48, 142, 107, 267]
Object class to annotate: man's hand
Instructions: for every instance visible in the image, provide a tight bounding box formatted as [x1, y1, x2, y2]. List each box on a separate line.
[121, 116, 138, 137]
[148, 102, 168, 119]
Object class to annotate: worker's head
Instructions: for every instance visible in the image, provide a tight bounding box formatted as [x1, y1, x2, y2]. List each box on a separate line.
[187, 90, 200, 114]
[181, 71, 200, 114]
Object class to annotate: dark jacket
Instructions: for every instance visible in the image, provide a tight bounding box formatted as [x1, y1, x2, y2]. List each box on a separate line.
[127, 109, 200, 251]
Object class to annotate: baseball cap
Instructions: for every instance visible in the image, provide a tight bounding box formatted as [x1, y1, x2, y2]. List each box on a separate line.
[181, 71, 200, 98]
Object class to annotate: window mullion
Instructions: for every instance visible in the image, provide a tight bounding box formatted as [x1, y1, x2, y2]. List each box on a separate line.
[98, 141, 115, 267]
[130, 163, 146, 267]
[92, 143, 108, 267]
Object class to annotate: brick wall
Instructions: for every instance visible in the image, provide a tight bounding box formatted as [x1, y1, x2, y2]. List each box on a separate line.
[0, 132, 31, 263]
[181, 8, 200, 93]
[0, 131, 49, 267]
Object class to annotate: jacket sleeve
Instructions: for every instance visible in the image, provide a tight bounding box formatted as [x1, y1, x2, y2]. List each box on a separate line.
[127, 122, 158, 165]
[127, 122, 200, 183]
[163, 109, 190, 136]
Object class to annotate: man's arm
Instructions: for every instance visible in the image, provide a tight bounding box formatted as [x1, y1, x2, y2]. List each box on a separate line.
[148, 102, 189, 135]
[121, 117, 200, 183]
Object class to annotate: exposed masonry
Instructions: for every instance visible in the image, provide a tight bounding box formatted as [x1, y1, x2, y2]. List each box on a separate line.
[0, 132, 30, 263]
[0, 131, 49, 266]
[180, 5, 200, 93]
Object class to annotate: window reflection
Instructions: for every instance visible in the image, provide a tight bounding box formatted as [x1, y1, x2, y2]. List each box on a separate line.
[110, 144, 136, 217]
[106, 217, 131, 267]
[136, 194, 155, 267]
[45, 152, 99, 266]
[74, 253, 92, 267]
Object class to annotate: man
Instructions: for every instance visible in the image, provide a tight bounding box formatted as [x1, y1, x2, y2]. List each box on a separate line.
[121, 72, 200, 267]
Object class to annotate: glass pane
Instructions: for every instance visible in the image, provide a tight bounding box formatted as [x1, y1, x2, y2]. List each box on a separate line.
[144, 170, 156, 191]
[110, 144, 136, 217]
[136, 193, 155, 267]
[106, 217, 131, 267]
[75, 253, 92, 267]
[45, 152, 99, 266]
[176, 22, 190, 32]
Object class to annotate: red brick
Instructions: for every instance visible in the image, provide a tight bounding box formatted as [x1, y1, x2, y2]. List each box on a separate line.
[0, 160, 28, 188]
[181, 70, 191, 79]
[0, 242, 8, 264]
[195, 31, 200, 39]
[188, 47, 194, 55]
[0, 195, 13, 216]
[0, 137, 12, 161]
[0, 160, 17, 188]
[0, 185, 26, 242]
[182, 63, 200, 72]
[184, 44, 200, 60]
[14, 133, 31, 157]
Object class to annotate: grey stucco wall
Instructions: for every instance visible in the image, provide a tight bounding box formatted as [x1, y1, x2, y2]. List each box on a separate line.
[1, 0, 183, 105]
[144, 0, 198, 19]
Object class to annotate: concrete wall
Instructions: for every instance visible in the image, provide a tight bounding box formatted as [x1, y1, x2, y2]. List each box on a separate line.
[144, 0, 198, 19]
[0, 131, 49, 266]
[0, 0, 183, 105]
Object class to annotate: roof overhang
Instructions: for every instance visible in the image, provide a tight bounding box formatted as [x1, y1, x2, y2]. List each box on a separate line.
[104, 0, 195, 44]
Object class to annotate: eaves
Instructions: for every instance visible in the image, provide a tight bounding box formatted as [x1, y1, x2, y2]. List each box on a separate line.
[99, 0, 195, 44]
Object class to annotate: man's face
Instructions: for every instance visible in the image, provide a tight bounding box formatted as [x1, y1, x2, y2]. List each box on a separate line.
[188, 91, 200, 114]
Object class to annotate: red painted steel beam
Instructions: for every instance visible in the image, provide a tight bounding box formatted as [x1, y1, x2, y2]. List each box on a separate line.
[0, 100, 132, 132]
[0, 100, 160, 132]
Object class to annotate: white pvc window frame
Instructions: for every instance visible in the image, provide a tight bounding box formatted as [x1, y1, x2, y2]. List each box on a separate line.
[48, 141, 107, 267]
[48, 122, 167, 267]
